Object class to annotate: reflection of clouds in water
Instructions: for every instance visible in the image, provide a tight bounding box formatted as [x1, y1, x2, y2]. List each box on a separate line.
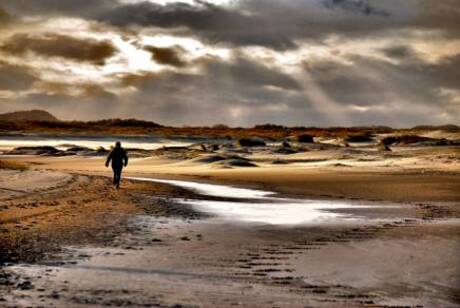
[131, 177, 274, 199]
[129, 177, 401, 225]
[178, 199, 353, 225]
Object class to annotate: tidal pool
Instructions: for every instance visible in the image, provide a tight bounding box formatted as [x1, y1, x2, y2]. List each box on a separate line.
[128, 177, 404, 225]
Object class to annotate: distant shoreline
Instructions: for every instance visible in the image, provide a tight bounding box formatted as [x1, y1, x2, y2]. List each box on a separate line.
[1, 118, 459, 140]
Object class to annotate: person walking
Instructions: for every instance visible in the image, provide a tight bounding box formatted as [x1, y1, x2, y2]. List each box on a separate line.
[105, 141, 128, 189]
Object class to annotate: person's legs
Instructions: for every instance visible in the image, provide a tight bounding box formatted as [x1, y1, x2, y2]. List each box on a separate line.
[114, 167, 122, 188]
[112, 168, 118, 185]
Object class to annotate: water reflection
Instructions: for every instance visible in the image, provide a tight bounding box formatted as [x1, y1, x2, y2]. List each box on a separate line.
[129, 177, 401, 225]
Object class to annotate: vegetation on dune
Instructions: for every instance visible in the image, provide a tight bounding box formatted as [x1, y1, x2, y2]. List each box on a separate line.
[0, 119, 418, 139]
[297, 134, 315, 143]
[412, 124, 460, 132]
[238, 137, 266, 147]
[345, 133, 375, 143]
[0, 118, 163, 136]
[380, 135, 458, 146]
[0, 110, 458, 139]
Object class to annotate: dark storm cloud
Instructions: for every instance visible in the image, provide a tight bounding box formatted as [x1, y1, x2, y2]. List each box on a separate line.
[419, 54, 460, 90]
[306, 61, 389, 106]
[0, 7, 12, 24]
[0, 0, 292, 49]
[96, 0, 415, 50]
[1, 1, 459, 49]
[0, 63, 37, 91]
[202, 56, 301, 91]
[305, 54, 460, 112]
[322, 0, 389, 16]
[1, 33, 117, 65]
[0, 0, 398, 50]
[106, 0, 456, 49]
[415, 0, 460, 38]
[98, 1, 298, 50]
[380, 45, 415, 59]
[0, 0, 113, 17]
[92, 0, 457, 50]
[145, 46, 187, 67]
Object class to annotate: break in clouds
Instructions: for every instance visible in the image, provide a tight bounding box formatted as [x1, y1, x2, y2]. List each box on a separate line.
[0, 0, 459, 126]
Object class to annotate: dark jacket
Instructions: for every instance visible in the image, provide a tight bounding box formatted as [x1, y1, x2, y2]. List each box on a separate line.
[106, 147, 128, 169]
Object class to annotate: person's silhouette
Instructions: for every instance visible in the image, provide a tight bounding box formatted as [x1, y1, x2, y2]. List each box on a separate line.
[105, 141, 128, 189]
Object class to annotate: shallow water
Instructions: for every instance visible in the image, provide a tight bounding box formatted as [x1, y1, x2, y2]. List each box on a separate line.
[0, 136, 192, 151]
[129, 177, 274, 199]
[128, 177, 404, 225]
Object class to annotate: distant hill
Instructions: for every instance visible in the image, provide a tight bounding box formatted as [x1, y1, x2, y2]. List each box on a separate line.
[0, 110, 59, 122]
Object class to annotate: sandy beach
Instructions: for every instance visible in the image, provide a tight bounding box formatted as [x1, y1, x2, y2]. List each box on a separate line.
[0, 131, 459, 307]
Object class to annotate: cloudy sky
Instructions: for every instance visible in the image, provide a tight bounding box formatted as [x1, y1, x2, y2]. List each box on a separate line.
[0, 0, 459, 126]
